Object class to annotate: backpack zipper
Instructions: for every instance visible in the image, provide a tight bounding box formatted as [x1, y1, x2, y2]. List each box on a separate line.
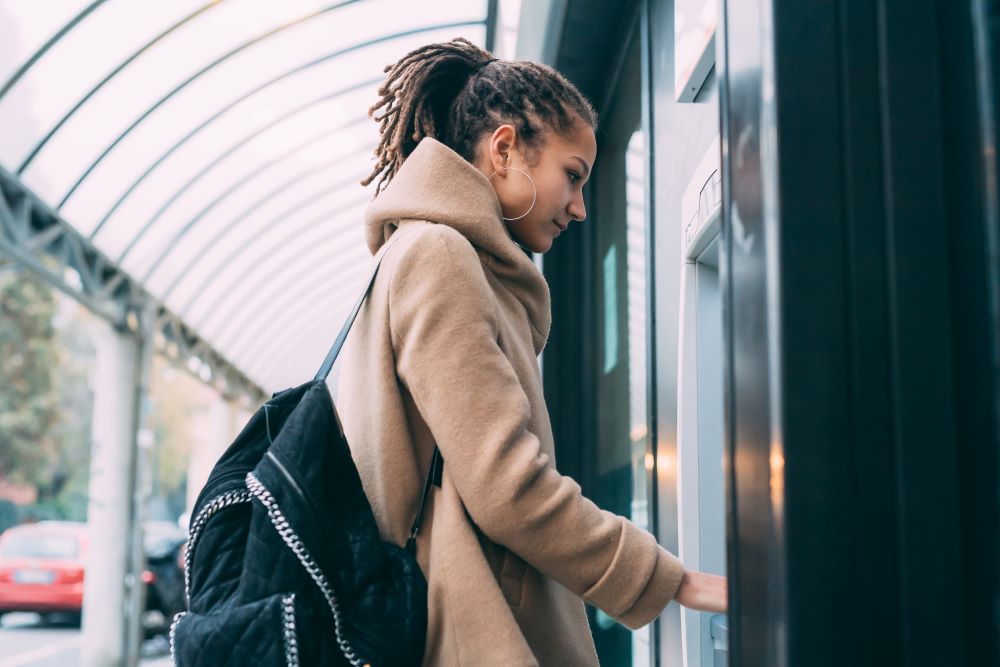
[169, 595, 300, 667]
[168, 610, 186, 666]
[183, 487, 253, 605]
[245, 471, 368, 667]
[281, 592, 300, 667]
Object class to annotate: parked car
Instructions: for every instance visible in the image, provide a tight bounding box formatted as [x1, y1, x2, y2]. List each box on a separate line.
[140, 520, 187, 638]
[0, 519, 187, 636]
[0, 520, 88, 624]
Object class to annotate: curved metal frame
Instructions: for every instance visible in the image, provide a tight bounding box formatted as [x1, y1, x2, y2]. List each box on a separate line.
[47, 0, 363, 207]
[55, 18, 483, 209]
[246, 300, 351, 388]
[16, 1, 226, 174]
[99, 74, 378, 250]
[250, 307, 349, 386]
[254, 295, 362, 385]
[176, 187, 370, 317]
[191, 205, 368, 339]
[202, 213, 369, 347]
[0, 0, 111, 102]
[229, 236, 373, 351]
[1, 2, 493, 393]
[159, 151, 370, 301]
[251, 253, 384, 383]
[234, 259, 369, 377]
[219, 245, 371, 365]
[125, 116, 372, 276]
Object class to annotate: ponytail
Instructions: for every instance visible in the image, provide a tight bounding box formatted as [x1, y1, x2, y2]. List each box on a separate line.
[361, 37, 597, 197]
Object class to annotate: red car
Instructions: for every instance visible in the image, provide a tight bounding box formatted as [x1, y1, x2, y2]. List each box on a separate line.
[0, 521, 88, 622]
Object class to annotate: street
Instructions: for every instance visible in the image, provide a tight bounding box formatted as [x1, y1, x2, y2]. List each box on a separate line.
[0, 613, 171, 667]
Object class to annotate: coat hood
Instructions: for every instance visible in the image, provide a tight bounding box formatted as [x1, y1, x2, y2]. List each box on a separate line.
[362, 136, 551, 352]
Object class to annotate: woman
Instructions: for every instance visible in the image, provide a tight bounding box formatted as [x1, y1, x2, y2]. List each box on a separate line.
[336, 37, 726, 665]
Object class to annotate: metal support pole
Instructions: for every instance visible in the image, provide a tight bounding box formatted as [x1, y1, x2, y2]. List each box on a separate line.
[123, 301, 158, 666]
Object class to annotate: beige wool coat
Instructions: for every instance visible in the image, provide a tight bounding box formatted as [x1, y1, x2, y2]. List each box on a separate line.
[334, 136, 685, 666]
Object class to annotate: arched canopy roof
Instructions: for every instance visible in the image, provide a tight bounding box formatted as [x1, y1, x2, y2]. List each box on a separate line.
[0, 0, 496, 395]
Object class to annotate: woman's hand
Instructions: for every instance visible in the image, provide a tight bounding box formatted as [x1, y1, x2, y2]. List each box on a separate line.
[674, 569, 728, 614]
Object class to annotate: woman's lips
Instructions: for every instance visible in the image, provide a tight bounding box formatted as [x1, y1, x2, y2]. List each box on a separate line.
[552, 220, 568, 233]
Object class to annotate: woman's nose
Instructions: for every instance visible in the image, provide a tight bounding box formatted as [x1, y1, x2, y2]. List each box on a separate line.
[567, 194, 586, 222]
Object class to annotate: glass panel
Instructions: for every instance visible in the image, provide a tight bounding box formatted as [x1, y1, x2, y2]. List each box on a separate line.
[0, 0, 491, 398]
[113, 125, 373, 280]
[69, 23, 483, 248]
[0, 0, 92, 86]
[154, 155, 370, 308]
[588, 30, 653, 667]
[187, 197, 369, 338]
[4, 0, 483, 205]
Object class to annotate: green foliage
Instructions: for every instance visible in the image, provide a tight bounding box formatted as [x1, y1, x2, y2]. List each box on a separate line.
[0, 266, 93, 532]
[0, 268, 62, 486]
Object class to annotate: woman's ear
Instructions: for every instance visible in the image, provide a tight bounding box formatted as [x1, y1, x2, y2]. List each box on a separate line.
[488, 124, 518, 173]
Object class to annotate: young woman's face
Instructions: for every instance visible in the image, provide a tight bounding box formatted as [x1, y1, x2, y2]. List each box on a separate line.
[476, 119, 597, 254]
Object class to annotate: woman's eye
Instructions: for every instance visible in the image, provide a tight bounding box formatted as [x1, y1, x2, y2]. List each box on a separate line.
[568, 171, 581, 184]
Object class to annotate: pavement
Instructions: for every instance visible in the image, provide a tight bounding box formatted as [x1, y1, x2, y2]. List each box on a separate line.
[0, 613, 171, 667]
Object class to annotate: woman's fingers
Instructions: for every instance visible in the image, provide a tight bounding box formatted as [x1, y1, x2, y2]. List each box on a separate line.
[673, 569, 728, 614]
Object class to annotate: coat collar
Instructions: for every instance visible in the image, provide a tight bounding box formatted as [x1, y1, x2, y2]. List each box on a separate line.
[363, 136, 551, 353]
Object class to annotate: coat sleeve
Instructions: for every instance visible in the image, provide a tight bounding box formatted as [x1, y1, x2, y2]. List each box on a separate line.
[387, 224, 686, 629]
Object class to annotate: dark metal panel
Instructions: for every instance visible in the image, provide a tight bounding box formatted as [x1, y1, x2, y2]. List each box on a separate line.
[541, 193, 596, 487]
[717, 0, 784, 662]
[719, 0, 999, 664]
[873, 2, 966, 662]
[941, 0, 1000, 662]
[837, 1, 902, 662]
[551, 0, 640, 108]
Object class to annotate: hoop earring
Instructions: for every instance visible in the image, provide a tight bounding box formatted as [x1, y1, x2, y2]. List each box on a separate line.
[487, 166, 537, 221]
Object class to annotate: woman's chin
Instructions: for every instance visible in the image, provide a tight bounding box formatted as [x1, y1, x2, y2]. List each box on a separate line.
[511, 232, 551, 254]
[526, 237, 553, 254]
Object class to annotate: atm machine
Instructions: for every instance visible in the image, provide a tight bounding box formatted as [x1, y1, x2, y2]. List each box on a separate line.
[676, 137, 728, 666]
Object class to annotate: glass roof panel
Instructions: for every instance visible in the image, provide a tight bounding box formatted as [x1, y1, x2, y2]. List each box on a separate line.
[0, 0, 496, 395]
[172, 179, 371, 330]
[0, 0, 92, 84]
[85, 25, 475, 273]
[151, 155, 369, 305]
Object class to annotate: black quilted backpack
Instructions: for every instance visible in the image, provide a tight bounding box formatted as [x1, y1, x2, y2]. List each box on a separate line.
[170, 232, 443, 666]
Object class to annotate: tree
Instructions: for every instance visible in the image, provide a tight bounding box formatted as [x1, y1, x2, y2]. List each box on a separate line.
[0, 267, 61, 488]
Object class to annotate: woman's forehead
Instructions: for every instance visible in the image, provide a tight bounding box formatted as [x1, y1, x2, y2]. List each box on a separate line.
[546, 125, 597, 165]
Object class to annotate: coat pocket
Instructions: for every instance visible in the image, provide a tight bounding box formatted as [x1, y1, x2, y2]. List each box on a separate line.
[170, 591, 300, 666]
[499, 548, 528, 607]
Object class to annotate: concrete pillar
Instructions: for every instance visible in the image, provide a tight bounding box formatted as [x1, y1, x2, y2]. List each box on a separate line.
[185, 395, 239, 519]
[81, 321, 139, 667]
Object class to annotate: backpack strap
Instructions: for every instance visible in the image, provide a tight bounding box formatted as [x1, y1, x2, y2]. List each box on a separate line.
[405, 446, 443, 553]
[315, 230, 404, 382]
[313, 229, 444, 553]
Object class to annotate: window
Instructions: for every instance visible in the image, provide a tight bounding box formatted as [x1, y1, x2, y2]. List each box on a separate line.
[586, 27, 654, 667]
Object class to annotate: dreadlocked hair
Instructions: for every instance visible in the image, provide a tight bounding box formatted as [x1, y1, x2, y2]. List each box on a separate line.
[361, 37, 598, 197]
